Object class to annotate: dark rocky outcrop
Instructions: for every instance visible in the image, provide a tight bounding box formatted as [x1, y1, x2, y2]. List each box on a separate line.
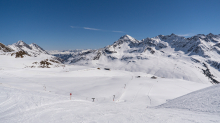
[0, 43, 14, 52]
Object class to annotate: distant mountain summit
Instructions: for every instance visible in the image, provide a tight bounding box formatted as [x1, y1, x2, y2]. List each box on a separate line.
[118, 34, 140, 43]
[8, 40, 49, 56]
[15, 40, 31, 47]
[29, 43, 48, 54]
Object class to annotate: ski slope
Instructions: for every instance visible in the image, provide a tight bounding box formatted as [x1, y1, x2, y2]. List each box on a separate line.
[0, 63, 219, 123]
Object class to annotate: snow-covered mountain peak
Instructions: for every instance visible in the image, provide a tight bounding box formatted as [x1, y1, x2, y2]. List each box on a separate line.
[30, 43, 37, 45]
[120, 34, 133, 40]
[29, 43, 49, 54]
[8, 41, 49, 56]
[119, 34, 139, 43]
[13, 40, 32, 50]
[207, 33, 215, 37]
[193, 34, 206, 39]
[15, 40, 28, 46]
[170, 33, 177, 36]
[29, 43, 42, 49]
[206, 33, 220, 40]
[29, 43, 39, 49]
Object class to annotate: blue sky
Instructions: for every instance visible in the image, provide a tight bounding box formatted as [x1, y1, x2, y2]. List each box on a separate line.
[0, 0, 220, 50]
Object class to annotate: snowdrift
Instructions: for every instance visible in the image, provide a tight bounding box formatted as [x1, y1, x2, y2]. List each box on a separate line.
[158, 84, 220, 114]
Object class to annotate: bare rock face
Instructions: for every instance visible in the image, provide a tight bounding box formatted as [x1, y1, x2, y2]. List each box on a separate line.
[11, 51, 30, 58]
[0, 43, 14, 52]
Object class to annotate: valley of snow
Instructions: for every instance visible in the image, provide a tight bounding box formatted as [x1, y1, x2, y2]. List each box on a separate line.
[0, 54, 220, 123]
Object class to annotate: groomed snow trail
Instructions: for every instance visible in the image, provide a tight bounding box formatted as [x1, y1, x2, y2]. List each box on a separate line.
[0, 66, 217, 123]
[0, 84, 219, 123]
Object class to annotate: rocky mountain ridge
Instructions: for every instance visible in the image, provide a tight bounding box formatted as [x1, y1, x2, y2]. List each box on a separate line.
[0, 41, 64, 68]
[0, 42, 14, 52]
[60, 33, 220, 84]
[8, 40, 49, 56]
[65, 33, 220, 62]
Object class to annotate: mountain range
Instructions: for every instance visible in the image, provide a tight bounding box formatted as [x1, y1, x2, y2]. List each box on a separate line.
[8, 40, 49, 56]
[1, 33, 220, 84]
[51, 33, 220, 84]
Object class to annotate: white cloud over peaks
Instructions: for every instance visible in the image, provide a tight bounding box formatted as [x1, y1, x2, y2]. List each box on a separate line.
[83, 27, 100, 30]
[177, 33, 194, 37]
[70, 26, 79, 28]
[70, 26, 124, 33]
[112, 31, 124, 33]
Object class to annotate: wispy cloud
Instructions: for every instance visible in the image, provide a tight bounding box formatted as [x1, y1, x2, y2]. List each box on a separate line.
[83, 27, 100, 30]
[177, 33, 194, 37]
[70, 26, 80, 28]
[112, 31, 125, 33]
[70, 26, 124, 33]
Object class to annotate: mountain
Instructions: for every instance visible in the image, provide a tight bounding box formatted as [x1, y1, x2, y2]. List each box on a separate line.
[47, 49, 86, 62]
[8, 40, 49, 56]
[60, 33, 220, 84]
[47, 49, 85, 55]
[0, 41, 64, 68]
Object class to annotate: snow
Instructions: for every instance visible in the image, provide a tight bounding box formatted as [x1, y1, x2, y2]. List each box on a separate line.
[158, 84, 220, 114]
[0, 53, 62, 69]
[0, 53, 219, 122]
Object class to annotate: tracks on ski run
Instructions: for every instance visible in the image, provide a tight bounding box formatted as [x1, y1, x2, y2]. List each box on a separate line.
[147, 83, 155, 106]
[116, 72, 155, 106]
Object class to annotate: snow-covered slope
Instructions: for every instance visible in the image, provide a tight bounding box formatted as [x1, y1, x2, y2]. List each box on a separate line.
[8, 40, 49, 56]
[158, 84, 220, 114]
[63, 34, 220, 84]
[0, 64, 218, 122]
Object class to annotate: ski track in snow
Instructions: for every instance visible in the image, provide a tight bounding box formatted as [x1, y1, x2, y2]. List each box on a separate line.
[147, 82, 155, 106]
